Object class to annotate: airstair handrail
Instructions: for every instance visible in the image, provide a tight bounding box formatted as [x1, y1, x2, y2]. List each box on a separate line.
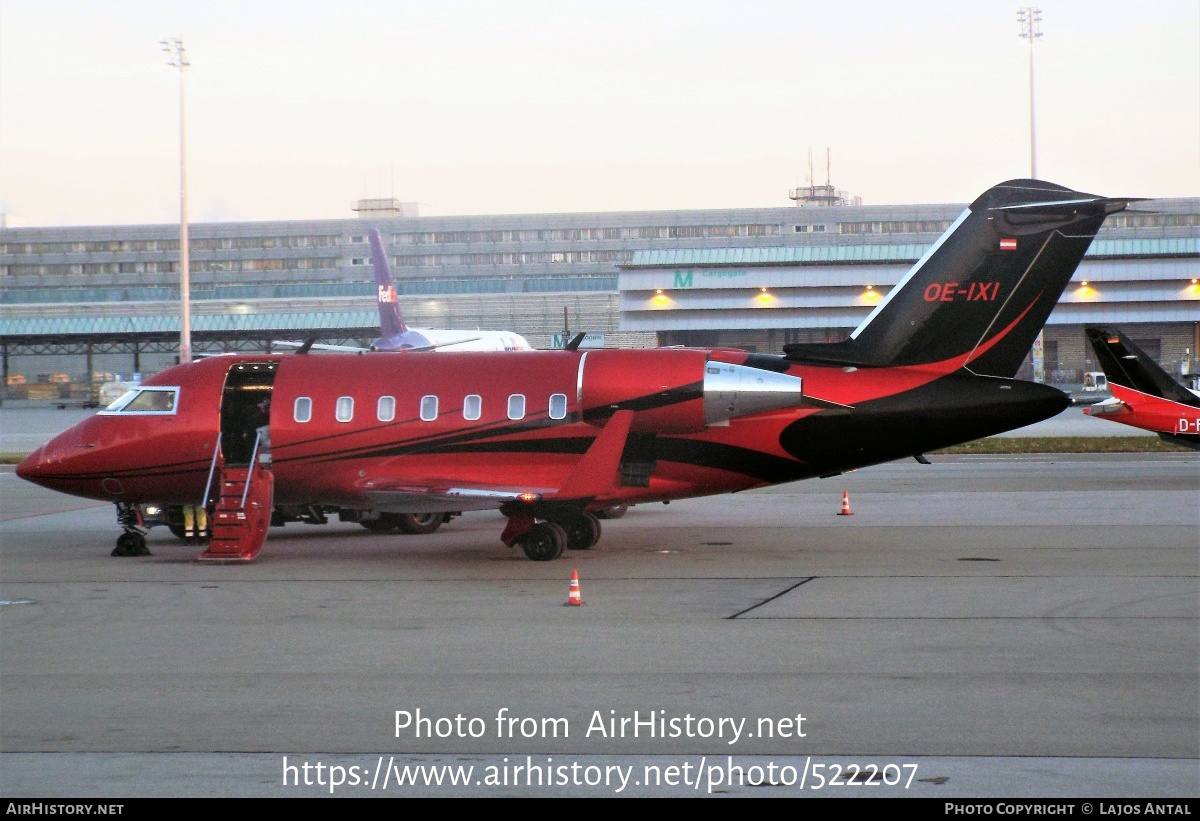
[240, 430, 262, 509]
[202, 434, 221, 508]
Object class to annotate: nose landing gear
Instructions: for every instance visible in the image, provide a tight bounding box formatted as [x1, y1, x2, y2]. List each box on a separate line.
[112, 502, 151, 557]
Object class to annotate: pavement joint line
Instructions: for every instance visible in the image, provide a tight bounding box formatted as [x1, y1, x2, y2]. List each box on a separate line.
[727, 576, 816, 620]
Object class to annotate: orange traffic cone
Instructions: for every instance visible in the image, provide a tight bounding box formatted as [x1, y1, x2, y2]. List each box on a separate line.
[565, 569, 584, 606]
[838, 491, 853, 516]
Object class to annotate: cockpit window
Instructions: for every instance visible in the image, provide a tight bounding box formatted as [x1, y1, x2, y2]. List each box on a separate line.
[103, 390, 140, 411]
[99, 387, 179, 415]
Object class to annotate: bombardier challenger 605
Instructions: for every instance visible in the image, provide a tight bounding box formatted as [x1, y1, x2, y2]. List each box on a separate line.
[18, 179, 1133, 562]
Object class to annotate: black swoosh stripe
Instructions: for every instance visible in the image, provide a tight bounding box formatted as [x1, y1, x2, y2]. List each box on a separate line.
[582, 381, 703, 423]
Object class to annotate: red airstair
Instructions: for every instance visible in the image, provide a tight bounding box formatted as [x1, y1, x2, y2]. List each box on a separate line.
[197, 431, 273, 563]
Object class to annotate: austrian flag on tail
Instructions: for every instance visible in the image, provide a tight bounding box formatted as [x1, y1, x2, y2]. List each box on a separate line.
[999, 237, 1018, 251]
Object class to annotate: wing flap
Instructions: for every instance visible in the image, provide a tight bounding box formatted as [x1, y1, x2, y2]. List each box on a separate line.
[364, 482, 554, 513]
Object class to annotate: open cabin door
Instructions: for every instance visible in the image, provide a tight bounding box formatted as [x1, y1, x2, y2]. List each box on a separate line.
[219, 361, 279, 466]
[201, 360, 279, 563]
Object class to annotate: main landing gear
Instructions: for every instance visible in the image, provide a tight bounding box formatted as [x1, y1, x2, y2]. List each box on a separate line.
[112, 502, 151, 557]
[503, 510, 603, 561]
[517, 522, 568, 561]
[556, 510, 602, 551]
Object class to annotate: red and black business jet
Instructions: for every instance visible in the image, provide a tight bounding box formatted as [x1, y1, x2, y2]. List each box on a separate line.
[18, 179, 1132, 562]
[1083, 327, 1200, 449]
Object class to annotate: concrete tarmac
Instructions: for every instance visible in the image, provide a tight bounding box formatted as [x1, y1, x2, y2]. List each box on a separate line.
[1, 452, 1196, 797]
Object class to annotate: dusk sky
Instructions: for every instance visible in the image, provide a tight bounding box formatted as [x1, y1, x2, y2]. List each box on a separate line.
[1, 0, 1197, 226]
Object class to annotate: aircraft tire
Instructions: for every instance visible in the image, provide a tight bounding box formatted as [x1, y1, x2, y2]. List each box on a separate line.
[519, 522, 567, 561]
[557, 511, 601, 550]
[112, 532, 149, 557]
[360, 517, 397, 533]
[595, 504, 628, 520]
[168, 524, 189, 541]
[397, 513, 442, 535]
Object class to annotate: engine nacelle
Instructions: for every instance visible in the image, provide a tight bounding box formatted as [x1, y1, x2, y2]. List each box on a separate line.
[579, 349, 806, 434]
[580, 349, 708, 433]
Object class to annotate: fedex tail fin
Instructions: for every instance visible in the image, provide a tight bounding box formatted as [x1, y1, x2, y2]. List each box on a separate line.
[369, 228, 408, 339]
[783, 180, 1137, 377]
[1085, 327, 1199, 407]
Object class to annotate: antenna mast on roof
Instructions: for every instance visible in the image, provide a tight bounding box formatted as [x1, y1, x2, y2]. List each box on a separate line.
[789, 148, 861, 207]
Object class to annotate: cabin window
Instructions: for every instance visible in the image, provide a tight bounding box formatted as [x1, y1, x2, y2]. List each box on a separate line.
[294, 396, 312, 423]
[508, 394, 526, 420]
[377, 395, 396, 422]
[420, 395, 438, 421]
[336, 396, 354, 422]
[464, 394, 482, 421]
[549, 393, 567, 420]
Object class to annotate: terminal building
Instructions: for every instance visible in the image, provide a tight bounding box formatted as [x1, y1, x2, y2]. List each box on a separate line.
[1, 188, 1197, 399]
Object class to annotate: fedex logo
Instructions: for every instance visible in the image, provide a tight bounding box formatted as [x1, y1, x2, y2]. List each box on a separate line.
[378, 285, 398, 304]
[923, 282, 1000, 302]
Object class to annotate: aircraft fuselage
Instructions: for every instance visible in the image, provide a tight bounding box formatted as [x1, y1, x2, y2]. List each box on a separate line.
[18, 348, 1068, 513]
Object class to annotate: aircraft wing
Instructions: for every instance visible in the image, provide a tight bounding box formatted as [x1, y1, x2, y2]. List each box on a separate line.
[272, 338, 484, 354]
[362, 481, 557, 513]
[273, 340, 370, 353]
[361, 410, 636, 514]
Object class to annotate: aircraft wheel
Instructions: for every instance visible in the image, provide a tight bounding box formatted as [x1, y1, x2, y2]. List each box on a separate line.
[595, 504, 628, 520]
[360, 517, 396, 533]
[112, 532, 149, 557]
[518, 522, 567, 561]
[397, 513, 443, 535]
[558, 511, 601, 550]
[168, 524, 189, 541]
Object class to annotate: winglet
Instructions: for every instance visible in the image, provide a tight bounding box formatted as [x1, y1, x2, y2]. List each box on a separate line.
[555, 410, 634, 500]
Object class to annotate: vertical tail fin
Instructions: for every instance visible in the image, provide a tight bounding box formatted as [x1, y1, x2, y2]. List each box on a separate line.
[1086, 327, 1199, 406]
[368, 228, 408, 338]
[783, 180, 1137, 376]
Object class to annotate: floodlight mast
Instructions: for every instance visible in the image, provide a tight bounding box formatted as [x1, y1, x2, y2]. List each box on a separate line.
[1017, 8, 1043, 179]
[1017, 9, 1045, 382]
[162, 37, 191, 364]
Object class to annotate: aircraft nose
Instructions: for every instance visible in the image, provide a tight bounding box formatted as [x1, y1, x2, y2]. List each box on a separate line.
[16, 445, 51, 486]
[16, 433, 82, 492]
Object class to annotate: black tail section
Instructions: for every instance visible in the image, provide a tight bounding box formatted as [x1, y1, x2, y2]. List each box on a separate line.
[1086, 327, 1199, 407]
[783, 180, 1135, 377]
